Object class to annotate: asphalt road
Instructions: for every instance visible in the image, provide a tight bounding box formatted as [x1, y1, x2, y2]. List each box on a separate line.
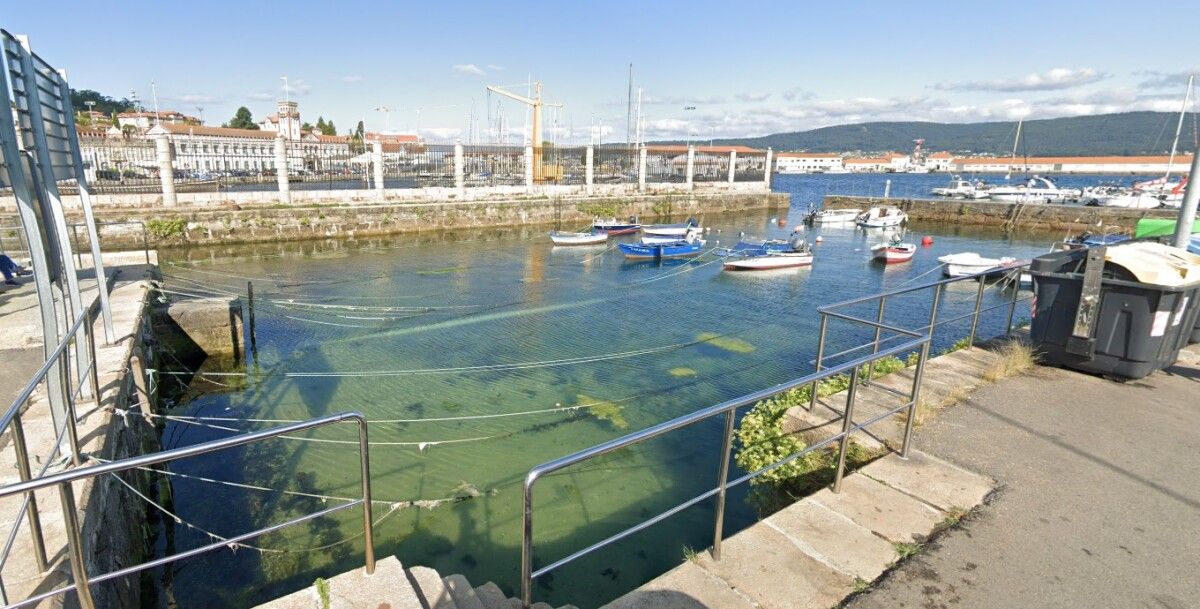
[846, 349, 1200, 609]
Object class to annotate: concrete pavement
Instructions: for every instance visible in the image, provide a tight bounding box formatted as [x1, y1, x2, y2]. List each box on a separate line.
[845, 347, 1200, 609]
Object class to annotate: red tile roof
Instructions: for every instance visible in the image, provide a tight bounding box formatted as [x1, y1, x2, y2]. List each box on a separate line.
[156, 123, 277, 139]
[646, 145, 763, 154]
[777, 152, 841, 158]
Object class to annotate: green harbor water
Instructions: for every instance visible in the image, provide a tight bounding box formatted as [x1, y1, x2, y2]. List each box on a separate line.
[151, 199, 1050, 608]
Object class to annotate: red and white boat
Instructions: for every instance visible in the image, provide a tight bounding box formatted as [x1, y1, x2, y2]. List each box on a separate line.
[872, 242, 917, 264]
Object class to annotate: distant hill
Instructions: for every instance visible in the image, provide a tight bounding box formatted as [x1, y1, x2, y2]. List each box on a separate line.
[663, 112, 1199, 156]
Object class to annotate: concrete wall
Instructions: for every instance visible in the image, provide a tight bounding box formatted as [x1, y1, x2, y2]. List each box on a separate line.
[824, 195, 1179, 234]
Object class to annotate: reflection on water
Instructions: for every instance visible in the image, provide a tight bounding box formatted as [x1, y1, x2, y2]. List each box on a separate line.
[152, 183, 1054, 608]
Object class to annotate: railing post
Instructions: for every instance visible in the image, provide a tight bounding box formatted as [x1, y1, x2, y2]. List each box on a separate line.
[84, 307, 102, 405]
[927, 283, 944, 337]
[1006, 270, 1022, 335]
[968, 275, 986, 347]
[155, 133, 176, 207]
[357, 416, 376, 575]
[638, 146, 647, 192]
[141, 222, 150, 267]
[524, 146, 534, 191]
[59, 481, 97, 609]
[764, 148, 773, 188]
[247, 281, 257, 361]
[274, 135, 291, 204]
[901, 342, 931, 458]
[61, 342, 83, 467]
[727, 150, 737, 185]
[372, 140, 385, 199]
[11, 414, 49, 571]
[585, 145, 594, 195]
[865, 298, 887, 384]
[832, 367, 861, 493]
[686, 145, 695, 190]
[810, 313, 828, 411]
[454, 141, 465, 194]
[521, 477, 535, 609]
[711, 408, 736, 560]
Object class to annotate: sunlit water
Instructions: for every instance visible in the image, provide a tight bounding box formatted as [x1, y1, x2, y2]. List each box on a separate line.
[149, 173, 1083, 608]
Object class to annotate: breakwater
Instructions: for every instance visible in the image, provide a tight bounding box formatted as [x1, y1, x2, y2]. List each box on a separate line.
[823, 195, 1178, 234]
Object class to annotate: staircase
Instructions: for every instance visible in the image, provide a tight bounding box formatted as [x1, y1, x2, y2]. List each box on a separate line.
[256, 556, 577, 609]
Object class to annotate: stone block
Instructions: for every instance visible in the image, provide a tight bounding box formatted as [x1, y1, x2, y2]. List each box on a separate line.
[601, 561, 756, 609]
[765, 498, 897, 581]
[696, 524, 851, 609]
[861, 450, 993, 512]
[407, 565, 457, 609]
[809, 474, 944, 544]
[443, 574, 486, 609]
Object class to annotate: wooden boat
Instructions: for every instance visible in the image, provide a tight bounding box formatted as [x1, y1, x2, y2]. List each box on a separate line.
[724, 250, 814, 271]
[872, 242, 917, 264]
[937, 252, 1018, 277]
[856, 207, 908, 228]
[716, 238, 793, 257]
[549, 230, 607, 246]
[643, 218, 699, 237]
[618, 239, 705, 259]
[642, 227, 702, 245]
[593, 217, 641, 235]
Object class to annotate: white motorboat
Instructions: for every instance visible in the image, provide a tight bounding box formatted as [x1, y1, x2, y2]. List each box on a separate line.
[808, 208, 861, 224]
[856, 206, 908, 228]
[937, 252, 1020, 277]
[871, 242, 917, 264]
[1101, 177, 1187, 209]
[643, 218, 700, 237]
[548, 230, 607, 246]
[723, 250, 814, 271]
[931, 176, 989, 199]
[984, 176, 1082, 203]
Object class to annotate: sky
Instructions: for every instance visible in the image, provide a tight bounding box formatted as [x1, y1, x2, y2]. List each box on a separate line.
[4, 0, 1198, 144]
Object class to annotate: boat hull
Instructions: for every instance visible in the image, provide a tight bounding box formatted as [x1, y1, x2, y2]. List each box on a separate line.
[593, 224, 640, 235]
[549, 231, 607, 245]
[724, 253, 814, 270]
[872, 245, 915, 264]
[618, 241, 704, 259]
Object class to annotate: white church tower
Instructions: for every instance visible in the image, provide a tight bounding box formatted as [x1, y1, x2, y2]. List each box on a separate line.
[260, 100, 301, 139]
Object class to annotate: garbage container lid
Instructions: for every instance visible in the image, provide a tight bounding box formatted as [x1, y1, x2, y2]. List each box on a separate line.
[1105, 242, 1200, 286]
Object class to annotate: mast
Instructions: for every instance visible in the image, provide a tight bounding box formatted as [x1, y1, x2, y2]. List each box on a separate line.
[626, 63, 633, 148]
[1006, 118, 1023, 181]
[1163, 74, 1195, 189]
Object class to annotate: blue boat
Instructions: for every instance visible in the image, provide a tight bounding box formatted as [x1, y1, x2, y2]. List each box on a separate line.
[717, 238, 793, 257]
[618, 239, 705, 259]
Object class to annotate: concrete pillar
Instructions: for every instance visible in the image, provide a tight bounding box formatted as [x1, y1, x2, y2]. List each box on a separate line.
[686, 145, 695, 190]
[454, 142, 465, 192]
[728, 150, 737, 184]
[585, 145, 594, 195]
[155, 134, 176, 206]
[372, 140, 385, 198]
[274, 136, 290, 203]
[638, 146, 647, 191]
[764, 148, 773, 188]
[524, 145, 534, 190]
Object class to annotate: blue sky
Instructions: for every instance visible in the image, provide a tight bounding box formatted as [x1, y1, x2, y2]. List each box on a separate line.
[4, 0, 1198, 143]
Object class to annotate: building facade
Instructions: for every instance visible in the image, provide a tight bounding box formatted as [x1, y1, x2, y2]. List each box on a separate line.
[774, 152, 844, 173]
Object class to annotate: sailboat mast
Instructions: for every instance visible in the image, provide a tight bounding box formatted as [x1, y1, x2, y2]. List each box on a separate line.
[1006, 118, 1023, 180]
[1163, 74, 1195, 187]
[626, 64, 634, 149]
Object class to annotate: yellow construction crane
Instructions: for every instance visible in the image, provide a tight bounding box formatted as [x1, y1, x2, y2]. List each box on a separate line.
[486, 81, 563, 181]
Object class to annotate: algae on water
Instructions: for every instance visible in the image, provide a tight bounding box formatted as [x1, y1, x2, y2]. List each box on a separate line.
[579, 394, 628, 429]
[668, 367, 698, 377]
[697, 332, 755, 354]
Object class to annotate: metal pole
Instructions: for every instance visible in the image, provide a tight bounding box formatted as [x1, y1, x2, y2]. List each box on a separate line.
[809, 313, 828, 411]
[357, 417, 375, 574]
[1006, 270, 1022, 335]
[11, 415, 49, 571]
[710, 409, 735, 560]
[1171, 151, 1200, 249]
[927, 284, 944, 337]
[247, 282, 257, 360]
[968, 275, 986, 347]
[59, 481, 97, 609]
[85, 307, 102, 405]
[72, 225, 83, 268]
[521, 478, 534, 608]
[61, 346, 83, 467]
[142, 222, 151, 266]
[832, 367, 861, 493]
[865, 297, 887, 384]
[901, 342, 931, 458]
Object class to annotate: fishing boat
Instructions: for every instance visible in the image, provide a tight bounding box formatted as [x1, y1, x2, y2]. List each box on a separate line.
[642, 226, 702, 245]
[548, 230, 607, 246]
[871, 240, 917, 264]
[618, 239, 705, 259]
[938, 252, 1019, 277]
[643, 218, 699, 237]
[592, 217, 641, 235]
[724, 235, 814, 271]
[856, 206, 908, 228]
[806, 208, 861, 224]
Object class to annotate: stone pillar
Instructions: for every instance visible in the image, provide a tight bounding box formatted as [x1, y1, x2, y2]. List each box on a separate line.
[524, 145, 534, 190]
[728, 150, 737, 185]
[274, 135, 290, 204]
[585, 145, 594, 195]
[155, 134, 176, 206]
[638, 146, 647, 192]
[764, 148, 773, 188]
[686, 145, 695, 190]
[454, 142, 465, 192]
[372, 140, 385, 199]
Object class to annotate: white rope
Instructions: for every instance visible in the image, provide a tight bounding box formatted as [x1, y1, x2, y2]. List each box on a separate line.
[633, 247, 727, 285]
[268, 299, 486, 313]
[280, 314, 378, 329]
[165, 261, 330, 285]
[146, 412, 501, 448]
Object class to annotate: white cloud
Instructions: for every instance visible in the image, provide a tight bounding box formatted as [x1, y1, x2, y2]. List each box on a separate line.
[485, 64, 504, 71]
[1135, 68, 1198, 89]
[285, 78, 312, 95]
[933, 67, 1106, 92]
[782, 88, 813, 102]
[247, 92, 274, 101]
[342, 75, 364, 83]
[421, 127, 463, 140]
[452, 64, 487, 77]
[170, 93, 223, 104]
[735, 92, 771, 103]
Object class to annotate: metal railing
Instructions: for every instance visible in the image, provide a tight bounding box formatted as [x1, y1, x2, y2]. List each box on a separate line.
[0, 412, 375, 609]
[69, 219, 151, 265]
[519, 264, 1034, 607]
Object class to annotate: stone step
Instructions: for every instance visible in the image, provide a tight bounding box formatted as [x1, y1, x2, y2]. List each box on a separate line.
[473, 582, 518, 609]
[255, 556, 424, 609]
[764, 497, 896, 581]
[443, 574, 487, 609]
[860, 450, 993, 512]
[407, 565, 458, 609]
[808, 472, 945, 544]
[601, 561, 756, 609]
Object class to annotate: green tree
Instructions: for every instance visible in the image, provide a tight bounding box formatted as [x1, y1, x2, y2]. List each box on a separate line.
[323, 119, 336, 136]
[225, 107, 259, 130]
[302, 121, 314, 131]
[354, 120, 364, 139]
[69, 88, 134, 116]
[316, 117, 327, 133]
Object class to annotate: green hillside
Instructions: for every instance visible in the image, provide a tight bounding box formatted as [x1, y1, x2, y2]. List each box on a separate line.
[672, 112, 1199, 156]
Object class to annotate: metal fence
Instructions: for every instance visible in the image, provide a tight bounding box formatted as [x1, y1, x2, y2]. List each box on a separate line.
[734, 152, 767, 182]
[692, 151, 730, 182]
[378, 142, 455, 188]
[538, 146, 587, 185]
[463, 144, 526, 186]
[595, 146, 638, 184]
[75, 137, 161, 194]
[645, 149, 686, 183]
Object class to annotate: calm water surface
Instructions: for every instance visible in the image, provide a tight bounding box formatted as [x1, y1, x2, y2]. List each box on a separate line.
[152, 173, 1071, 608]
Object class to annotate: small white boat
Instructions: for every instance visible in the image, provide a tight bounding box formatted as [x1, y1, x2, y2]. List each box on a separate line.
[856, 206, 908, 228]
[548, 230, 607, 246]
[643, 218, 700, 237]
[809, 208, 861, 224]
[871, 242, 916, 264]
[642, 227, 702, 245]
[723, 251, 814, 271]
[931, 176, 989, 199]
[984, 176, 1081, 203]
[938, 252, 1019, 277]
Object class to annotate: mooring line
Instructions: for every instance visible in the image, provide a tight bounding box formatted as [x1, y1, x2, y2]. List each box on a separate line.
[145, 412, 502, 448]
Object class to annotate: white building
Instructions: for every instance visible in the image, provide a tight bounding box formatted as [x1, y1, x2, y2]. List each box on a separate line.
[116, 110, 199, 130]
[258, 101, 301, 140]
[774, 152, 844, 173]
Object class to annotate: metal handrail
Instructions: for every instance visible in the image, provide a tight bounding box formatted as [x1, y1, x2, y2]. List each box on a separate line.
[520, 337, 931, 607]
[0, 412, 375, 609]
[68, 220, 151, 265]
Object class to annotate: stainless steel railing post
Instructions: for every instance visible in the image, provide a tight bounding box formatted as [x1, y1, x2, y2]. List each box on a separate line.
[11, 414, 49, 571]
[356, 416, 376, 575]
[809, 313, 828, 411]
[832, 367, 861, 493]
[61, 343, 83, 467]
[710, 408, 736, 560]
[59, 481, 96, 609]
[927, 283, 944, 337]
[967, 275, 986, 347]
[521, 475, 535, 609]
[84, 307, 102, 406]
[901, 341, 931, 458]
[865, 297, 887, 384]
[1006, 270, 1021, 335]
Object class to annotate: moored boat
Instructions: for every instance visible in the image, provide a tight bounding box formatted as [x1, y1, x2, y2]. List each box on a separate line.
[806, 208, 861, 224]
[642, 226, 703, 245]
[983, 176, 1081, 203]
[856, 206, 908, 228]
[618, 239, 706, 259]
[937, 252, 1019, 277]
[593, 217, 641, 235]
[548, 230, 607, 246]
[723, 251, 814, 271]
[643, 217, 700, 237]
[931, 176, 989, 199]
[871, 241, 916, 264]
